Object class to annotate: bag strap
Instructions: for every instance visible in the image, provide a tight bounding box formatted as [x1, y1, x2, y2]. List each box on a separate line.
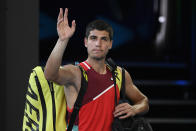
[113, 67, 125, 106]
[106, 58, 126, 106]
[67, 66, 88, 131]
[106, 58, 119, 106]
[120, 68, 126, 100]
[112, 70, 118, 106]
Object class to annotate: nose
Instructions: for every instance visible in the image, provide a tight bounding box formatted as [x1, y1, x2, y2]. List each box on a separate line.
[95, 39, 101, 47]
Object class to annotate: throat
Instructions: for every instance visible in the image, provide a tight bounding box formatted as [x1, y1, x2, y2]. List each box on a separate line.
[94, 67, 107, 75]
[86, 59, 107, 74]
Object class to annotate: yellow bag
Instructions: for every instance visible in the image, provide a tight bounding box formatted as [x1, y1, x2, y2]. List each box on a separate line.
[22, 66, 67, 131]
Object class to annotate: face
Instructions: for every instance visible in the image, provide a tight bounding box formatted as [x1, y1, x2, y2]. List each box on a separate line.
[84, 29, 113, 60]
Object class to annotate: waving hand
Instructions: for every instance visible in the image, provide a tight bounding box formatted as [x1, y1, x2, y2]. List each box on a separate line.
[57, 8, 76, 41]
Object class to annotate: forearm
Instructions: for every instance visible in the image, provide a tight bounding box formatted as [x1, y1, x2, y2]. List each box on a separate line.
[133, 97, 149, 115]
[44, 38, 69, 80]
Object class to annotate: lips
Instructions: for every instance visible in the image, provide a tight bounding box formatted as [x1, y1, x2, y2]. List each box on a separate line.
[92, 49, 102, 52]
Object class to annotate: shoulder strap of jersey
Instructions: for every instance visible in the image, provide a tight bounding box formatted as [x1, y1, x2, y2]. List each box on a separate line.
[106, 58, 122, 92]
[79, 61, 91, 71]
[79, 59, 122, 91]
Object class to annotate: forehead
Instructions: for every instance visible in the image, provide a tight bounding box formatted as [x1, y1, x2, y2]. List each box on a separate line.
[89, 29, 109, 38]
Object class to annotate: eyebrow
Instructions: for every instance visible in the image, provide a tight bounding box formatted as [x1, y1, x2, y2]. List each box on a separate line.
[89, 35, 109, 39]
[89, 35, 97, 38]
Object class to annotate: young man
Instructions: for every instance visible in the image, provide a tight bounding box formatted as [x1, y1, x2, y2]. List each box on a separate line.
[44, 8, 149, 131]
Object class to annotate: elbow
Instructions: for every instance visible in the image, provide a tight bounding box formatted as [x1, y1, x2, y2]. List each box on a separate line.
[144, 96, 150, 113]
[44, 71, 56, 82]
[44, 72, 52, 81]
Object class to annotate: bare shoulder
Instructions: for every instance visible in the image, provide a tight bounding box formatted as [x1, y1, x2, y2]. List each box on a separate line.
[58, 64, 81, 86]
[61, 64, 81, 74]
[117, 66, 133, 81]
[61, 64, 81, 78]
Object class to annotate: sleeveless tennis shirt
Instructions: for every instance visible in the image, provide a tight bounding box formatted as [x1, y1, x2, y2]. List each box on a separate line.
[66, 61, 120, 131]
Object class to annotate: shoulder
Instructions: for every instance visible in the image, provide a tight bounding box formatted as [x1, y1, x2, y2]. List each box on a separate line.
[63, 64, 82, 76]
[61, 64, 82, 82]
[62, 64, 80, 72]
[116, 66, 133, 81]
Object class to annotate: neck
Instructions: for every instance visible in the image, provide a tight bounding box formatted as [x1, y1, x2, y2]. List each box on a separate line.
[86, 57, 106, 74]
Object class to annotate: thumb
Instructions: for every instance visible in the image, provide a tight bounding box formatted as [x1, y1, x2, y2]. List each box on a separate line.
[71, 20, 76, 32]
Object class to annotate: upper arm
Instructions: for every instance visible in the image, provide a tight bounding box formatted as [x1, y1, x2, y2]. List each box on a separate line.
[52, 64, 81, 86]
[124, 69, 147, 104]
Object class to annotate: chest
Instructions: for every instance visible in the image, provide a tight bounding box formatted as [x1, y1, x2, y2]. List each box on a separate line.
[82, 69, 115, 105]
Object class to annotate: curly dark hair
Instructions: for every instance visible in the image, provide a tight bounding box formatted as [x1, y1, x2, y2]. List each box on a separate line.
[85, 20, 113, 40]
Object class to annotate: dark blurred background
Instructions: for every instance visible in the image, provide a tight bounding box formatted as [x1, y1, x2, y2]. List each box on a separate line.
[0, 0, 196, 130]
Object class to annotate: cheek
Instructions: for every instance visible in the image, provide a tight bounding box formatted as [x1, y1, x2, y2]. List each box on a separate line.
[86, 45, 93, 53]
[105, 44, 111, 50]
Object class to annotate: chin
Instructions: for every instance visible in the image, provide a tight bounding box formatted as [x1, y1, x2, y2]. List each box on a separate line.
[92, 56, 105, 61]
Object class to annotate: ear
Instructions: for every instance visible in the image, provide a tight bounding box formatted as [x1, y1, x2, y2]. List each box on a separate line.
[84, 37, 88, 48]
[108, 40, 113, 49]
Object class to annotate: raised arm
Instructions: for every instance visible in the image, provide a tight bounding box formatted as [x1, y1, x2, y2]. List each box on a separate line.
[44, 8, 77, 85]
[114, 69, 149, 119]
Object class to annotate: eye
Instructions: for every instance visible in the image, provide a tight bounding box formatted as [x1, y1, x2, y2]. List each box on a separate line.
[89, 36, 97, 41]
[102, 37, 109, 41]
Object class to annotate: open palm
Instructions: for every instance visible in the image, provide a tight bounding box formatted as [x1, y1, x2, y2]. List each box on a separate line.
[57, 8, 76, 41]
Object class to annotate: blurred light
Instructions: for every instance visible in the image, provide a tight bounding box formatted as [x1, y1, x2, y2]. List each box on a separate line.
[174, 80, 190, 86]
[159, 16, 166, 23]
[154, 0, 168, 47]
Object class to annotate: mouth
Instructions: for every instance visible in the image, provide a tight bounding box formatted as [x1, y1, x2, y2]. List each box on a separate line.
[92, 49, 102, 53]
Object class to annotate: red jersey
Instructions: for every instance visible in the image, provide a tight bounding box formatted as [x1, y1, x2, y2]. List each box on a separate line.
[67, 61, 120, 131]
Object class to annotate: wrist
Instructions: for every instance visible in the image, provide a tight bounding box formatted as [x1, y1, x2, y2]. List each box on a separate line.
[132, 106, 138, 116]
[57, 38, 69, 45]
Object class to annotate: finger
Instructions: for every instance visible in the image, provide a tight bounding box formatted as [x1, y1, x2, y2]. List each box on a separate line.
[63, 8, 69, 25]
[57, 18, 63, 26]
[114, 106, 125, 114]
[119, 108, 136, 119]
[118, 113, 130, 119]
[58, 8, 63, 21]
[119, 109, 135, 119]
[114, 103, 129, 113]
[71, 20, 76, 32]
[114, 109, 128, 117]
